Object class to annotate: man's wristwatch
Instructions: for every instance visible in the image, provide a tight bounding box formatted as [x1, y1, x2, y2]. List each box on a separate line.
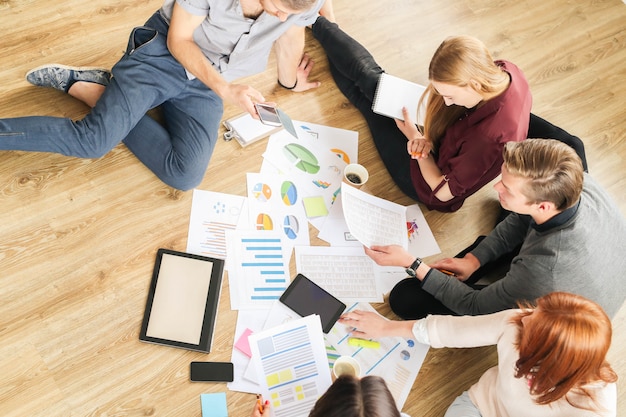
[405, 257, 422, 277]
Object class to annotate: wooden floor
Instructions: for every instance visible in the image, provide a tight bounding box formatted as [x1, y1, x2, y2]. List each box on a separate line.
[1, 0, 625, 416]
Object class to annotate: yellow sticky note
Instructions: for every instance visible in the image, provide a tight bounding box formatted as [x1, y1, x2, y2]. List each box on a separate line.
[303, 196, 329, 218]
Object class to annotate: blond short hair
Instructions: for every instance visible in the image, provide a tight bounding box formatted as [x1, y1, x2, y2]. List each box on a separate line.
[503, 139, 584, 210]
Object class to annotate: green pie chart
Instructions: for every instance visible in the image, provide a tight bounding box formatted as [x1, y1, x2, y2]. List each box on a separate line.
[283, 143, 320, 174]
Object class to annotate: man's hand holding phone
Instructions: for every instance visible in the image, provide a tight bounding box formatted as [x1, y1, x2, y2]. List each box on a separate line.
[254, 103, 282, 126]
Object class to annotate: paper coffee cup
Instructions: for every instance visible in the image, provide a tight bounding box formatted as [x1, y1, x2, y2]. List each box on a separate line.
[332, 355, 361, 379]
[343, 164, 369, 188]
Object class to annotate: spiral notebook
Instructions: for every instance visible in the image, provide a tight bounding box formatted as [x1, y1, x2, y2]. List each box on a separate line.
[372, 73, 427, 122]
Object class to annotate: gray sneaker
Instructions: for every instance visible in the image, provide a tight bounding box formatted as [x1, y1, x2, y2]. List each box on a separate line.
[26, 64, 111, 93]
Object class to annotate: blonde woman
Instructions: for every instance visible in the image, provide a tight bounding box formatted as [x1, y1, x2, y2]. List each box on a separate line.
[311, 16, 532, 212]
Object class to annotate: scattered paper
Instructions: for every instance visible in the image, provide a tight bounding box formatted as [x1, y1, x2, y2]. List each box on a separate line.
[226, 230, 291, 310]
[249, 315, 332, 417]
[294, 246, 382, 303]
[186, 190, 247, 259]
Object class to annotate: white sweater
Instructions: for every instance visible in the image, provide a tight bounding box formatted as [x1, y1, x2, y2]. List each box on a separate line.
[414, 310, 616, 417]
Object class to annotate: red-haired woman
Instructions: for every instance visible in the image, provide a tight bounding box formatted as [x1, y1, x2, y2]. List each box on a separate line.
[340, 292, 617, 417]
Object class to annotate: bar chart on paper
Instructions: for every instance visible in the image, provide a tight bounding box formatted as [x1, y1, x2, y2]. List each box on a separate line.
[186, 189, 247, 258]
[227, 230, 291, 310]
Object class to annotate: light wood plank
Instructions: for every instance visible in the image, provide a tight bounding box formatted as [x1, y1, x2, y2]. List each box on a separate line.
[1, 0, 624, 416]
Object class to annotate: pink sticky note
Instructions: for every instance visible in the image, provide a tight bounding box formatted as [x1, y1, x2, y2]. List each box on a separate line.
[234, 328, 254, 358]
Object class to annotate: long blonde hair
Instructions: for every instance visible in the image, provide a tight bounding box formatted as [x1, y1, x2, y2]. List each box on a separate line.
[418, 35, 509, 146]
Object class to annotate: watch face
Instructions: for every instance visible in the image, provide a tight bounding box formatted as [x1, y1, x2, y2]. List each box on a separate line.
[405, 267, 416, 277]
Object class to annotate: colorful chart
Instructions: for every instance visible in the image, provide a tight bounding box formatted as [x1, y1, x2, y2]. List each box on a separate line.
[280, 181, 298, 206]
[407, 220, 419, 241]
[256, 213, 274, 230]
[252, 183, 272, 202]
[312, 180, 331, 189]
[283, 143, 320, 174]
[212, 201, 226, 214]
[299, 124, 319, 138]
[330, 148, 351, 164]
[283, 215, 299, 240]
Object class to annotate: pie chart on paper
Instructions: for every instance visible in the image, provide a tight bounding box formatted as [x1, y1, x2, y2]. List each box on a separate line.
[283, 215, 299, 240]
[282, 143, 320, 174]
[252, 183, 272, 202]
[256, 213, 273, 230]
[331, 148, 351, 164]
[280, 181, 298, 206]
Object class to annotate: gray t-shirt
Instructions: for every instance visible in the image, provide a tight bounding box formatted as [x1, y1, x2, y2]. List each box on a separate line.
[159, 0, 322, 81]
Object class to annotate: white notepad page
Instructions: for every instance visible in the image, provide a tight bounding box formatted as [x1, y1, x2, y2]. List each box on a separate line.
[372, 73, 427, 122]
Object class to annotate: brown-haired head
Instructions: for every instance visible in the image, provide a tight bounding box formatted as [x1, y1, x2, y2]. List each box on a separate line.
[513, 292, 616, 407]
[308, 375, 400, 417]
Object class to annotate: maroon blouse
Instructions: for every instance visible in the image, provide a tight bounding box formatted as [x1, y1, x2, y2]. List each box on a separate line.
[410, 60, 532, 212]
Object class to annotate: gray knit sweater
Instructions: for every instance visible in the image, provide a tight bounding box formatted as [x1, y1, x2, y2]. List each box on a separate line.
[422, 174, 626, 318]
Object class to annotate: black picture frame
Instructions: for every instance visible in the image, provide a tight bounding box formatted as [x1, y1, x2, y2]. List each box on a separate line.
[139, 249, 225, 352]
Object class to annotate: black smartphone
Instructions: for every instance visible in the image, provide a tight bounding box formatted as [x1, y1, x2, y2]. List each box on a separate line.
[190, 361, 234, 382]
[254, 103, 282, 127]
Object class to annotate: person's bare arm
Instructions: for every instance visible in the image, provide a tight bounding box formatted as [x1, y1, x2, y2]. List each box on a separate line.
[167, 3, 265, 116]
[274, 25, 321, 92]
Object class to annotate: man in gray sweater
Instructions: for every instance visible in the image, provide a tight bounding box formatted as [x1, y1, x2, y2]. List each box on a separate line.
[366, 139, 626, 318]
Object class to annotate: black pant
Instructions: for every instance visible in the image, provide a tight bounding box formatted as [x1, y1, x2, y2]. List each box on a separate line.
[388, 236, 520, 319]
[527, 113, 588, 172]
[311, 17, 419, 200]
[312, 17, 589, 205]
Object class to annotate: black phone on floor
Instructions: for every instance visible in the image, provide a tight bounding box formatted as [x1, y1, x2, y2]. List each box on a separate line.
[190, 361, 234, 382]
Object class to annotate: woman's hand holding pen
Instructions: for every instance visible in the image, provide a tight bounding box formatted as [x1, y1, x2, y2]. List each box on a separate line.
[396, 107, 431, 159]
[251, 395, 270, 417]
[407, 137, 431, 160]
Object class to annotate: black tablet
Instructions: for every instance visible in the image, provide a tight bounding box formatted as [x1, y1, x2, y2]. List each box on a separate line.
[279, 274, 346, 333]
[139, 249, 225, 352]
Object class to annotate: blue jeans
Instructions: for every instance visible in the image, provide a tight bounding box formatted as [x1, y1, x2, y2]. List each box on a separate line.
[0, 12, 223, 190]
[444, 391, 482, 417]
